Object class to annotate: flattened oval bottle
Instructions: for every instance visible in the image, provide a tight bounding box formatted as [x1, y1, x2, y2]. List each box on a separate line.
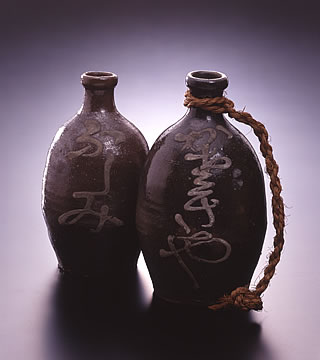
[42, 71, 148, 277]
[136, 71, 267, 305]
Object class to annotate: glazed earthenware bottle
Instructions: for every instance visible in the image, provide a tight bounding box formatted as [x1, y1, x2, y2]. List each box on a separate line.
[136, 71, 267, 305]
[42, 71, 148, 277]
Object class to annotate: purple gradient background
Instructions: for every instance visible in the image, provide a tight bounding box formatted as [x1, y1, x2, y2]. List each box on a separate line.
[1, 0, 320, 359]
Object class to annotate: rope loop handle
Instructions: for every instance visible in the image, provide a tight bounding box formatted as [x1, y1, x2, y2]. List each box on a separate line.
[184, 90, 285, 311]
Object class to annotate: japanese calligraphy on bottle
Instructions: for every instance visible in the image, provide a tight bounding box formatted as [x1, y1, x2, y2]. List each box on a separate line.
[58, 119, 125, 232]
[160, 126, 234, 289]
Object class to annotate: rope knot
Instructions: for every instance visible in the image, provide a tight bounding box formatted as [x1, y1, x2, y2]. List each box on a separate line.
[230, 287, 263, 311]
[208, 287, 263, 311]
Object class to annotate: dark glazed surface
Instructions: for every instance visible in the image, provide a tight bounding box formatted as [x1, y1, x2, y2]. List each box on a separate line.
[137, 71, 267, 305]
[2, 1, 319, 358]
[42, 72, 148, 277]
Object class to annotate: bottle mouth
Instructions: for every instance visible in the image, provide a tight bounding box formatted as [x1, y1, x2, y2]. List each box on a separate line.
[186, 70, 228, 92]
[81, 71, 118, 89]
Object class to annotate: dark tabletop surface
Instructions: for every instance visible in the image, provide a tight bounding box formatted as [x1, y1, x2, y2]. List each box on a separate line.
[1, 1, 320, 359]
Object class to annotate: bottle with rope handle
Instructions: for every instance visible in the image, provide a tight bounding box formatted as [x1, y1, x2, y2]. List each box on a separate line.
[136, 71, 268, 307]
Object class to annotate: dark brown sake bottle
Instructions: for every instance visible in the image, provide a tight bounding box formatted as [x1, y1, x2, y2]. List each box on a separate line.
[42, 71, 148, 277]
[136, 70, 267, 305]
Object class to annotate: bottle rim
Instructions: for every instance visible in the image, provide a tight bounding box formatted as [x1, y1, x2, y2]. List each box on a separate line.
[81, 71, 118, 89]
[186, 70, 228, 91]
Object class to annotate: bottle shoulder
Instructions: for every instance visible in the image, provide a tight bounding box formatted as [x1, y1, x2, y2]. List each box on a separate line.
[149, 112, 259, 160]
[49, 110, 148, 153]
[143, 111, 266, 193]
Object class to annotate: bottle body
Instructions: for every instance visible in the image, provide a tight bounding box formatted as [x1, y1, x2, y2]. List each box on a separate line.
[42, 72, 148, 277]
[136, 71, 267, 305]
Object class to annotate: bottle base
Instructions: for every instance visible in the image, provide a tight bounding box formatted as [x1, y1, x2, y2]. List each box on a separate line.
[154, 291, 215, 308]
[57, 263, 137, 280]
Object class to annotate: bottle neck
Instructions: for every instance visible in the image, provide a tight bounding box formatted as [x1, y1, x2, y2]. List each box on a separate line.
[81, 88, 116, 113]
[189, 86, 224, 99]
[186, 87, 225, 120]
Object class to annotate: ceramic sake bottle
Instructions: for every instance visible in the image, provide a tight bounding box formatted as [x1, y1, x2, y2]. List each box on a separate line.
[136, 70, 267, 305]
[42, 71, 148, 277]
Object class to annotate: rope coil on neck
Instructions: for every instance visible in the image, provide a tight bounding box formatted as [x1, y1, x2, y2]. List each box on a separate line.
[184, 90, 285, 311]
